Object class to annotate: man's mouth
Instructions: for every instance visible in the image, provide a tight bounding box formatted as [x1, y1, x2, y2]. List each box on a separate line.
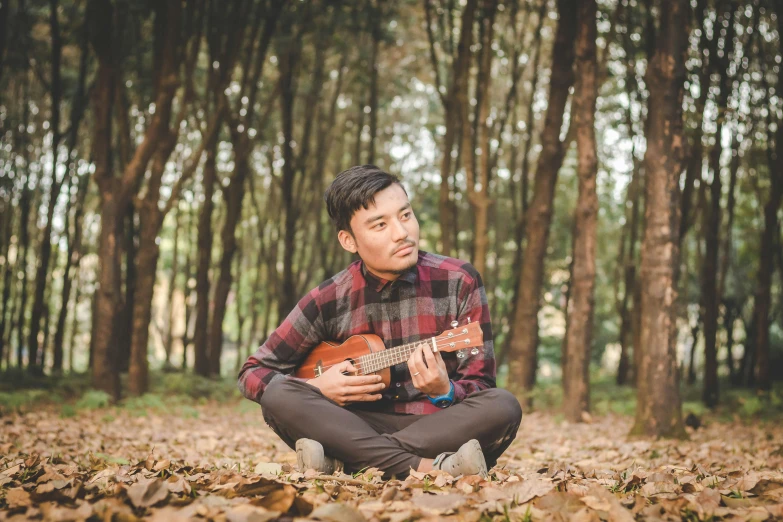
[394, 243, 416, 256]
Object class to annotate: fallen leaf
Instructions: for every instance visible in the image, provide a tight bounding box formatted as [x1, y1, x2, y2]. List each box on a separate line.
[126, 478, 170, 508]
[310, 502, 367, 522]
[503, 478, 555, 504]
[5, 487, 32, 509]
[411, 493, 466, 514]
[225, 504, 280, 522]
[253, 462, 282, 475]
[255, 484, 296, 512]
[580, 494, 611, 511]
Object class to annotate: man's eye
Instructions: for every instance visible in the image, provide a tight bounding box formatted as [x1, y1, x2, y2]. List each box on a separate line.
[375, 223, 386, 229]
[402, 212, 412, 219]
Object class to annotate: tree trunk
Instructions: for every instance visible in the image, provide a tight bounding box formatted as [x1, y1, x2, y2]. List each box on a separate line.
[752, 7, 783, 392]
[165, 208, 181, 368]
[630, 0, 688, 439]
[194, 147, 217, 377]
[562, 0, 598, 423]
[506, 0, 577, 400]
[466, 0, 496, 277]
[498, 0, 547, 369]
[0, 204, 14, 368]
[427, 0, 478, 256]
[52, 20, 89, 373]
[15, 90, 33, 370]
[27, 0, 64, 374]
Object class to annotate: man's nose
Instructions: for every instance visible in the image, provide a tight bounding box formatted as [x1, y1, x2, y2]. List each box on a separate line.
[391, 219, 408, 241]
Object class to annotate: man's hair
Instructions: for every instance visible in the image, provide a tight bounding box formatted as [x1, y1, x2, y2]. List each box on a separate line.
[324, 165, 405, 233]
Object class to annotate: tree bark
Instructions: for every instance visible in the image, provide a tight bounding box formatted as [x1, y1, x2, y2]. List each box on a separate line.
[752, 6, 783, 392]
[466, 0, 496, 278]
[52, 17, 89, 374]
[562, 0, 598, 423]
[506, 0, 577, 400]
[27, 0, 64, 374]
[630, 0, 688, 438]
[193, 147, 218, 377]
[209, 1, 283, 375]
[90, 0, 182, 398]
[15, 84, 33, 370]
[426, 0, 478, 256]
[0, 202, 15, 368]
[700, 5, 734, 408]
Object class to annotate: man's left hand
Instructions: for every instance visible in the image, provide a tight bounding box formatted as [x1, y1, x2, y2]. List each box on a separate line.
[407, 343, 451, 397]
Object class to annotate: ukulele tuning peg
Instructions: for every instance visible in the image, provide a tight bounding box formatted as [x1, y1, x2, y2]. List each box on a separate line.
[450, 320, 458, 328]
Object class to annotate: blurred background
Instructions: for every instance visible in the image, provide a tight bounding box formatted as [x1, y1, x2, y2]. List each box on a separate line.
[0, 0, 781, 428]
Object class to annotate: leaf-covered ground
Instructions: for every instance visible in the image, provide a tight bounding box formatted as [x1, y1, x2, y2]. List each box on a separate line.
[2, 398, 783, 521]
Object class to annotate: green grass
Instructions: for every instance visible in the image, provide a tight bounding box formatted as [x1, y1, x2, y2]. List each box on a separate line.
[517, 373, 783, 422]
[0, 368, 243, 416]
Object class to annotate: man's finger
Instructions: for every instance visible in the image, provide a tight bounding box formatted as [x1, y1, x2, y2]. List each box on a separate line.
[344, 394, 383, 402]
[422, 342, 437, 369]
[337, 360, 358, 373]
[344, 374, 383, 386]
[344, 383, 385, 394]
[432, 347, 448, 371]
[408, 347, 421, 377]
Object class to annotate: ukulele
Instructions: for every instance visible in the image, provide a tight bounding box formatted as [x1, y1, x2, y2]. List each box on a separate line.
[293, 320, 484, 389]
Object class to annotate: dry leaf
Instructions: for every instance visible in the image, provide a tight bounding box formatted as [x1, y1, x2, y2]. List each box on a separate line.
[503, 478, 555, 504]
[310, 502, 367, 522]
[411, 493, 466, 514]
[126, 478, 170, 508]
[255, 484, 296, 512]
[253, 462, 283, 475]
[5, 487, 32, 509]
[225, 504, 280, 522]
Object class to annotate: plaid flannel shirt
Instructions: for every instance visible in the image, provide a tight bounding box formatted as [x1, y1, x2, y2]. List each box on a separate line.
[238, 250, 496, 415]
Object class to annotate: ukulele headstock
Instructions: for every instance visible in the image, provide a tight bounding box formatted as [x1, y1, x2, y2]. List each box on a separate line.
[434, 320, 483, 353]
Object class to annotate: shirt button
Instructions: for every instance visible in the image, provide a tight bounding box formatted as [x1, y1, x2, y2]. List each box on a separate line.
[396, 382, 401, 387]
[393, 395, 399, 399]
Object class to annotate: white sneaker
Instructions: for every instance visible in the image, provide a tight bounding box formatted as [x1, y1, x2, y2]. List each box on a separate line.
[432, 439, 488, 478]
[295, 438, 344, 474]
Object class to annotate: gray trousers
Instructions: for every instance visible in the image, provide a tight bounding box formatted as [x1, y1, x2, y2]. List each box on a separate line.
[259, 379, 523, 478]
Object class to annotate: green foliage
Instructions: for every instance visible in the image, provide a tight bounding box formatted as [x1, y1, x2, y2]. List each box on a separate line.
[76, 390, 112, 410]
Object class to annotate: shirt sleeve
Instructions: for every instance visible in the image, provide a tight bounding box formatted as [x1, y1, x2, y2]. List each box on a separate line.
[237, 286, 326, 404]
[450, 267, 496, 403]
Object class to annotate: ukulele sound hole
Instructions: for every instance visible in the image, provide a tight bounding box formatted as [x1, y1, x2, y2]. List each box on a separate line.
[341, 358, 357, 375]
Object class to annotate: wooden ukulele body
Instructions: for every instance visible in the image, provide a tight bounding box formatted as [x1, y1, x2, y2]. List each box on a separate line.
[293, 334, 392, 387]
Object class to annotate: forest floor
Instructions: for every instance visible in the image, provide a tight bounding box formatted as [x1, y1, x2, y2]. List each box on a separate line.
[1, 376, 783, 521]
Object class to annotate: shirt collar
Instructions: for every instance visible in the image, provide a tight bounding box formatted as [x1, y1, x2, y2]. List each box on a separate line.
[360, 255, 419, 292]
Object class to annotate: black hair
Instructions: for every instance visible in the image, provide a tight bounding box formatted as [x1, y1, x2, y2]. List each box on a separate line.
[324, 165, 406, 233]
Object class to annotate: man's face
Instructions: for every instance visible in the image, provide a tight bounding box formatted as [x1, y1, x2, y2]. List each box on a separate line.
[337, 183, 420, 281]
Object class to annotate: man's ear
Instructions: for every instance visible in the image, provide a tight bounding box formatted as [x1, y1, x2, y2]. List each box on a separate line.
[337, 229, 358, 254]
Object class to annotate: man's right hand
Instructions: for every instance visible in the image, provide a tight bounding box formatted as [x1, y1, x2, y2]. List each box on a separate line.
[306, 360, 386, 406]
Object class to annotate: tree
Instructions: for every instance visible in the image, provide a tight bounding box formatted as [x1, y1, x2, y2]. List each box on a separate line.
[752, 3, 783, 392]
[631, 0, 688, 438]
[506, 0, 577, 401]
[562, 0, 598, 423]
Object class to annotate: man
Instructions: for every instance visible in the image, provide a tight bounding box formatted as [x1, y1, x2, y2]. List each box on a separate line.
[238, 165, 522, 479]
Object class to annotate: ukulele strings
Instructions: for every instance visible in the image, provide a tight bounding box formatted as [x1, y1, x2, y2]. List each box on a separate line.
[313, 330, 474, 375]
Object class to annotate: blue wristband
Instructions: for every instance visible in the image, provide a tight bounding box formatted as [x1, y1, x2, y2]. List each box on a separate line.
[427, 381, 455, 408]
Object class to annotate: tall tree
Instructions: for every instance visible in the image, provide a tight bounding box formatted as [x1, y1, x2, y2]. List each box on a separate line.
[701, 2, 736, 408]
[562, 0, 598, 423]
[89, 0, 184, 398]
[506, 0, 577, 400]
[752, 5, 783, 392]
[465, 0, 497, 277]
[27, 0, 64, 374]
[424, 0, 478, 256]
[631, 0, 688, 438]
[208, 0, 284, 375]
